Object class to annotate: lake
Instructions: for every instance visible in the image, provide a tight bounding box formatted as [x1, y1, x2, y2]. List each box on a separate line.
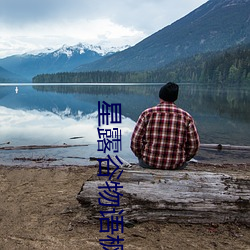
[0, 83, 250, 167]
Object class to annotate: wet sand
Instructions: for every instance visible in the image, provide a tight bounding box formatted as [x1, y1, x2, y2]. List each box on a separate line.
[0, 163, 249, 250]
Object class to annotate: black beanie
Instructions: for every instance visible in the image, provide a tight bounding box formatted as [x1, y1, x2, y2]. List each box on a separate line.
[159, 82, 179, 102]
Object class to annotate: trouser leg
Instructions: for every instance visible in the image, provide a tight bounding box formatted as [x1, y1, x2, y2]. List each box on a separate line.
[139, 158, 188, 170]
[138, 158, 154, 169]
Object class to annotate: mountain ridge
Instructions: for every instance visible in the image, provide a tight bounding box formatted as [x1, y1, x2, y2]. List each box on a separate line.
[32, 42, 250, 85]
[1, 0, 249, 82]
[0, 43, 130, 81]
[75, 0, 250, 72]
[0, 65, 27, 83]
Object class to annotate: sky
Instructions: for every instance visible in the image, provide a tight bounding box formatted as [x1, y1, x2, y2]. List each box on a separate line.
[0, 0, 208, 58]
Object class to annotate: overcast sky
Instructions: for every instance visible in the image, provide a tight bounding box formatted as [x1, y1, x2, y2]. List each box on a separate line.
[0, 0, 208, 58]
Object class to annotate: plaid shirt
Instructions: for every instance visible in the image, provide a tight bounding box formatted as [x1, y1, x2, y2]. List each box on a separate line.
[130, 102, 200, 169]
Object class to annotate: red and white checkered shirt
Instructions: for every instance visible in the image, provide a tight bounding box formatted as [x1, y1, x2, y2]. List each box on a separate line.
[130, 101, 200, 169]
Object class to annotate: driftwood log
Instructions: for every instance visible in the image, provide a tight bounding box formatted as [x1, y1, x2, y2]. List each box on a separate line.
[77, 165, 250, 225]
[200, 143, 250, 151]
[0, 144, 88, 150]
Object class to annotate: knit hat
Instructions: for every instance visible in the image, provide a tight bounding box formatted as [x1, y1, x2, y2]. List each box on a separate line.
[159, 82, 179, 102]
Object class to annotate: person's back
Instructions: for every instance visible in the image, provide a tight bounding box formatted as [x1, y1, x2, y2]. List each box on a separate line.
[130, 82, 200, 170]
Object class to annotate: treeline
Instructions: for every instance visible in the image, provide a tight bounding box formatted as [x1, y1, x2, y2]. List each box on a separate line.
[33, 71, 151, 83]
[33, 43, 250, 85]
[153, 43, 250, 84]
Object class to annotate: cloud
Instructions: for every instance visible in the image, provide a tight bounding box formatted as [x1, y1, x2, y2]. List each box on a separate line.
[0, 17, 145, 57]
[0, 0, 207, 32]
[0, 0, 208, 57]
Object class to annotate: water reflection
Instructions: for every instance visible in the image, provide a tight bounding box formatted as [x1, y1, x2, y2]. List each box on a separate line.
[33, 83, 250, 123]
[178, 84, 250, 123]
[0, 83, 249, 166]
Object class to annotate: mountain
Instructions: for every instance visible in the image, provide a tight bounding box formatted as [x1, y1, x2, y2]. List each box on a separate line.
[32, 42, 250, 85]
[75, 0, 250, 72]
[0, 65, 26, 83]
[0, 43, 129, 81]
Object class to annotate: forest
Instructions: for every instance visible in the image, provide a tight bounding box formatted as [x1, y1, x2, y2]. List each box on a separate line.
[32, 43, 250, 85]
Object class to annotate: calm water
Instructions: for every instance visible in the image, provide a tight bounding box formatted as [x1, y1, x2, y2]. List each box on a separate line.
[0, 83, 250, 166]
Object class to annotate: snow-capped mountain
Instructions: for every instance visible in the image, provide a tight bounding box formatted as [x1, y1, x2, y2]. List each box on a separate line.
[0, 43, 130, 82]
[29, 43, 130, 58]
[51, 43, 130, 58]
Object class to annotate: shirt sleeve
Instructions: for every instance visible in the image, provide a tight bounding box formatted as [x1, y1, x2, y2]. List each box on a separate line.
[185, 118, 200, 161]
[130, 113, 147, 158]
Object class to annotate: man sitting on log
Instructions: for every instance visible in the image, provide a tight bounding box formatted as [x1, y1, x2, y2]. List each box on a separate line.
[130, 82, 200, 170]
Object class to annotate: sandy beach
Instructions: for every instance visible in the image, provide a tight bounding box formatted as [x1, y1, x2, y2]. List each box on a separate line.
[0, 163, 249, 250]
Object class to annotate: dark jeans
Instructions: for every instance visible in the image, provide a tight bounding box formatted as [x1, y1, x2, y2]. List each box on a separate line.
[138, 158, 188, 170]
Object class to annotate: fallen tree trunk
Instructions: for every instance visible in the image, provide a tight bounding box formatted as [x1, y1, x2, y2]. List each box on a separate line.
[77, 166, 250, 225]
[200, 143, 250, 151]
[0, 144, 88, 150]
